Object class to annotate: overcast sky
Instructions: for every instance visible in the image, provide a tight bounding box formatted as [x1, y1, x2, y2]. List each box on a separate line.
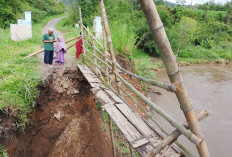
[167, 0, 230, 5]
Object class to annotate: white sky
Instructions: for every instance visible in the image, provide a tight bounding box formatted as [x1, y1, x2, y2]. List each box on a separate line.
[167, 0, 230, 5]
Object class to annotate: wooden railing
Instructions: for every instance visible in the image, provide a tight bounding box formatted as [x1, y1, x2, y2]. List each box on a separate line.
[78, 0, 209, 156]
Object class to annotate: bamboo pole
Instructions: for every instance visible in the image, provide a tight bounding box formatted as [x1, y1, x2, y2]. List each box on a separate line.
[149, 110, 209, 157]
[113, 63, 175, 92]
[67, 37, 83, 50]
[108, 115, 116, 157]
[99, 0, 121, 95]
[84, 44, 176, 92]
[92, 26, 97, 72]
[83, 48, 194, 156]
[83, 52, 203, 146]
[87, 26, 97, 72]
[78, 6, 85, 62]
[129, 146, 136, 157]
[82, 24, 104, 49]
[24, 37, 78, 58]
[139, 1, 210, 156]
[102, 22, 110, 84]
[82, 52, 203, 156]
[83, 52, 194, 156]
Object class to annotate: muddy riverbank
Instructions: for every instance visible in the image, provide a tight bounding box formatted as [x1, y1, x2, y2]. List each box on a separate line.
[149, 64, 232, 157]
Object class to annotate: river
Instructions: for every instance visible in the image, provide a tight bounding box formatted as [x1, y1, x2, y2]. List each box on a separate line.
[148, 64, 232, 157]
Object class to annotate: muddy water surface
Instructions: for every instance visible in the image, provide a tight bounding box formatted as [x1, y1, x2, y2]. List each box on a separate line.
[149, 65, 232, 157]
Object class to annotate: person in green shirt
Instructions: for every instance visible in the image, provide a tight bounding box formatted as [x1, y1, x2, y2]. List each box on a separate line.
[42, 27, 56, 67]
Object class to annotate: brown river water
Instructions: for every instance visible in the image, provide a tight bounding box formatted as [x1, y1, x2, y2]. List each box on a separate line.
[148, 65, 232, 157]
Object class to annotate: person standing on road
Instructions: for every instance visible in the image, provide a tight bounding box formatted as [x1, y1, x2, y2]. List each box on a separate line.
[43, 27, 55, 67]
[75, 33, 83, 59]
[55, 35, 67, 66]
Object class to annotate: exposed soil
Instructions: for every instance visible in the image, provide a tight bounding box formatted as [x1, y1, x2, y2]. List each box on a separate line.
[116, 54, 149, 118]
[116, 55, 134, 73]
[5, 67, 114, 157]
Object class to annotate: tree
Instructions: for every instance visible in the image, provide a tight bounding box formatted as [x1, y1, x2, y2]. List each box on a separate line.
[226, 1, 232, 25]
[155, 0, 165, 5]
[203, 2, 210, 23]
[0, 0, 23, 29]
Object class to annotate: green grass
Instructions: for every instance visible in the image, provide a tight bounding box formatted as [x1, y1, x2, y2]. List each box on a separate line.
[0, 14, 64, 124]
[0, 145, 8, 157]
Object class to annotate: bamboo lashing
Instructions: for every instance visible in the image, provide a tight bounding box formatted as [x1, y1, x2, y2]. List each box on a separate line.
[139, 0, 210, 156]
[24, 36, 78, 58]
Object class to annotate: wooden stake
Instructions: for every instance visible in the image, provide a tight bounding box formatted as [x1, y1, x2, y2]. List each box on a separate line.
[78, 6, 85, 62]
[139, 1, 210, 157]
[102, 22, 110, 84]
[108, 115, 116, 157]
[99, 0, 121, 95]
[129, 146, 136, 157]
[92, 26, 97, 72]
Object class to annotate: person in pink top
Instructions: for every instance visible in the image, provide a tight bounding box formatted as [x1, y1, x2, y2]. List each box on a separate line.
[55, 35, 67, 66]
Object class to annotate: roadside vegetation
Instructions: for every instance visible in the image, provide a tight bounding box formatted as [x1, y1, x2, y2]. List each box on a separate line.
[59, 0, 232, 78]
[0, 0, 65, 29]
[0, 14, 64, 126]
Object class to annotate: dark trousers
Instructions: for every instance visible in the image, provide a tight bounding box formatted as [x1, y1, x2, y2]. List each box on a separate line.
[44, 50, 54, 64]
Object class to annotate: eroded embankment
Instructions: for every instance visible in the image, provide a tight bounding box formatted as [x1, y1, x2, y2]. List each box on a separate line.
[4, 67, 113, 157]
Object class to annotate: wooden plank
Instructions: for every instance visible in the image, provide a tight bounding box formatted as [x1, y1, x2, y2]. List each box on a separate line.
[81, 70, 95, 75]
[104, 103, 143, 143]
[104, 89, 124, 104]
[78, 66, 95, 75]
[85, 77, 102, 83]
[136, 143, 154, 157]
[90, 87, 101, 93]
[89, 82, 105, 88]
[95, 90, 113, 105]
[83, 73, 99, 78]
[115, 103, 156, 138]
[132, 138, 149, 148]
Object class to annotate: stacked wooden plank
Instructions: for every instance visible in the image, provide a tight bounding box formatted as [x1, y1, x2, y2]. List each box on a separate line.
[77, 65, 183, 157]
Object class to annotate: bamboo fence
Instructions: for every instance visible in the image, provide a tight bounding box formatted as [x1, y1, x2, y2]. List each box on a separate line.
[77, 1, 210, 156]
[23, 2, 210, 156]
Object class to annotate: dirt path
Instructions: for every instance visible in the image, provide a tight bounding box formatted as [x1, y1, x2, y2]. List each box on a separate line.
[4, 18, 115, 157]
